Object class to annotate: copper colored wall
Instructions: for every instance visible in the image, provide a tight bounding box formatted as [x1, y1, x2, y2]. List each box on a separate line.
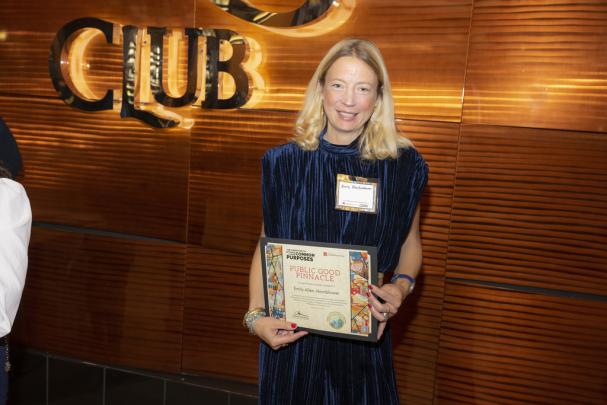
[1, 1, 606, 403]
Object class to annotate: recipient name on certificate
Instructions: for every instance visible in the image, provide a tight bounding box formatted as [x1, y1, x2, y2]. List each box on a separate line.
[260, 237, 378, 342]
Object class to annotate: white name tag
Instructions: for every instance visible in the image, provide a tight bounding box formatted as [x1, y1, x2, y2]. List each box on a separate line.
[335, 174, 378, 214]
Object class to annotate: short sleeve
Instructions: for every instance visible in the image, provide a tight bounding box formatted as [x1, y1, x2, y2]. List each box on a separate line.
[412, 149, 429, 207]
[261, 149, 280, 232]
[401, 148, 429, 230]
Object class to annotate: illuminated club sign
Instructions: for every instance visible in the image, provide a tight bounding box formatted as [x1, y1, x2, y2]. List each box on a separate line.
[48, 0, 355, 128]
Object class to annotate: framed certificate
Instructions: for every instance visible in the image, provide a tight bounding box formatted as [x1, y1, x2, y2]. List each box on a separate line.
[260, 237, 379, 342]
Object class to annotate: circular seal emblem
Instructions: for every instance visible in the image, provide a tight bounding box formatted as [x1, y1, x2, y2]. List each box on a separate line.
[326, 312, 346, 330]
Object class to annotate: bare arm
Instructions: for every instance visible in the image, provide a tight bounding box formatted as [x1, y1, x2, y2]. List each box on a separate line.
[391, 202, 423, 294]
[368, 203, 423, 339]
[246, 224, 308, 349]
[248, 225, 266, 310]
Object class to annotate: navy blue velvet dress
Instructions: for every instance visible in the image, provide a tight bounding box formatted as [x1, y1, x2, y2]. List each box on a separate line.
[259, 133, 428, 405]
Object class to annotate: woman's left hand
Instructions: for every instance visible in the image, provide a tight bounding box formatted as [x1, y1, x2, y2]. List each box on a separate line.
[367, 283, 407, 339]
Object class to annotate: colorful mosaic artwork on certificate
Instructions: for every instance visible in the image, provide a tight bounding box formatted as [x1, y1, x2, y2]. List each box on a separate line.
[265, 243, 285, 319]
[349, 250, 370, 335]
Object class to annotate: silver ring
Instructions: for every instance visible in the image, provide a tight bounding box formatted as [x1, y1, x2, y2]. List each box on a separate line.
[382, 311, 388, 320]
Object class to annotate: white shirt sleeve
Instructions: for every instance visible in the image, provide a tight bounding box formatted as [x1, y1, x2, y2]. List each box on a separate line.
[0, 178, 32, 337]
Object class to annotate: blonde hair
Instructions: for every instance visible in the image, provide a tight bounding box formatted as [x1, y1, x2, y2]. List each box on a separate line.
[293, 38, 412, 160]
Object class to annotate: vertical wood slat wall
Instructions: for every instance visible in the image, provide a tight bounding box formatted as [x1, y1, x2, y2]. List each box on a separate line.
[1, 1, 605, 403]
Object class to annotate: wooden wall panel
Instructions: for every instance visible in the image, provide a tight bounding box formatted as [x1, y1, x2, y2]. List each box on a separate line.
[0, 33, 56, 97]
[188, 109, 295, 250]
[0, 97, 190, 241]
[463, 0, 607, 132]
[184, 109, 291, 381]
[12, 227, 186, 373]
[391, 275, 444, 404]
[0, 1, 472, 122]
[436, 281, 607, 404]
[448, 124, 607, 295]
[402, 120, 459, 277]
[0, 0, 196, 31]
[181, 247, 257, 381]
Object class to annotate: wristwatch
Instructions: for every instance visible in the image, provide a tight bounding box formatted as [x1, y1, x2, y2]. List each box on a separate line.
[391, 273, 415, 294]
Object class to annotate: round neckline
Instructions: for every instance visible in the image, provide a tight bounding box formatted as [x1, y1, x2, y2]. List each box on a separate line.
[319, 129, 360, 156]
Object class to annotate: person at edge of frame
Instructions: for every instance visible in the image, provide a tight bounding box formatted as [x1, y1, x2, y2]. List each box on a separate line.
[243, 38, 429, 404]
[0, 117, 32, 405]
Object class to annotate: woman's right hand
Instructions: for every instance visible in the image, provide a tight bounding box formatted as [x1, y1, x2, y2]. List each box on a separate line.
[253, 317, 308, 350]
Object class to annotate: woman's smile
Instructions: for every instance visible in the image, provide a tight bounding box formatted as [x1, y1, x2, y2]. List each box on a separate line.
[322, 56, 378, 145]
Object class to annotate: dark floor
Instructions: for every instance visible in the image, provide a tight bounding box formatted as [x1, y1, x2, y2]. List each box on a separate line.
[7, 346, 257, 405]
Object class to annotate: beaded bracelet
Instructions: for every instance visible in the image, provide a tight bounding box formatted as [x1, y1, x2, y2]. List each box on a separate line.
[243, 307, 267, 335]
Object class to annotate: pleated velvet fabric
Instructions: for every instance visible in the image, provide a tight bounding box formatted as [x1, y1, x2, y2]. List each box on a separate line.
[259, 134, 429, 405]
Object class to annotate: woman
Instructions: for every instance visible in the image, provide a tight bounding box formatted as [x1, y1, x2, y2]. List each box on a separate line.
[244, 39, 428, 404]
[0, 118, 31, 405]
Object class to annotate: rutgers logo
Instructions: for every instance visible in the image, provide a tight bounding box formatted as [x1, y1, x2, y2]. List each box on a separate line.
[48, 0, 355, 128]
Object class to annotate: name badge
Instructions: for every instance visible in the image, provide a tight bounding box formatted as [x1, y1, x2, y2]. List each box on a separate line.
[335, 174, 378, 214]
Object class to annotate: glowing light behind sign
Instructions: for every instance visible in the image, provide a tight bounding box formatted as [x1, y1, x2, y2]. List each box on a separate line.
[209, 0, 356, 37]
